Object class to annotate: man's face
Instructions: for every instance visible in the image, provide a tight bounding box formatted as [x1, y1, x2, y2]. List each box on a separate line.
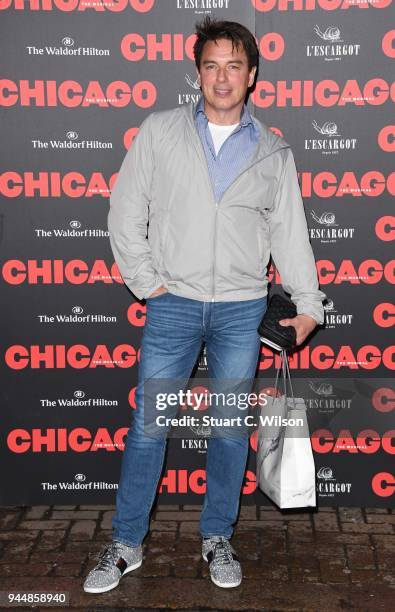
[197, 38, 256, 116]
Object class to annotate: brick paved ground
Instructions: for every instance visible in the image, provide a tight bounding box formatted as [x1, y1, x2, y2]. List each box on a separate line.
[0, 503, 394, 611]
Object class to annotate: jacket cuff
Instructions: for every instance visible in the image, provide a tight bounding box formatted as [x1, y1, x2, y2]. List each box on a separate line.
[296, 305, 325, 326]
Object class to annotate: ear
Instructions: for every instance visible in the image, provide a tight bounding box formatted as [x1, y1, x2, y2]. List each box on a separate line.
[248, 66, 257, 87]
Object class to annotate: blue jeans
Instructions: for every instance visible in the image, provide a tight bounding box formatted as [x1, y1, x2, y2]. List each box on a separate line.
[112, 292, 267, 546]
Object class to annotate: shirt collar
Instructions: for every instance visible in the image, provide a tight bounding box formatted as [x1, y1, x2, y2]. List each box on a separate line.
[194, 94, 254, 128]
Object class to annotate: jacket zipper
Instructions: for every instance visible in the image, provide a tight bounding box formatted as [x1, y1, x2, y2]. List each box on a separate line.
[186, 116, 290, 302]
[209, 146, 290, 303]
[211, 200, 218, 302]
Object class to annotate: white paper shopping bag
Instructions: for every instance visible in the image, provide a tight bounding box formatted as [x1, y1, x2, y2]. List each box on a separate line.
[256, 350, 316, 509]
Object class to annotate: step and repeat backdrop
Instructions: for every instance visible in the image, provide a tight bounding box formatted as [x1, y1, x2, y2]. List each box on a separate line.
[0, 0, 394, 507]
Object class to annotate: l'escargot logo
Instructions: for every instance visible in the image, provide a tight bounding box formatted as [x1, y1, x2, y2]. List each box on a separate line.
[308, 211, 356, 244]
[305, 119, 358, 155]
[316, 466, 352, 497]
[307, 24, 361, 62]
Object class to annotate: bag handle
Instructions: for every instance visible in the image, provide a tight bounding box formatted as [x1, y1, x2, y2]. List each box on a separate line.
[272, 349, 296, 410]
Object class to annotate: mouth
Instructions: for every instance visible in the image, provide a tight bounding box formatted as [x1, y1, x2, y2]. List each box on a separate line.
[214, 89, 232, 97]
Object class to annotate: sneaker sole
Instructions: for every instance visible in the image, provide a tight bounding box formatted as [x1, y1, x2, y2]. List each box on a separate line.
[83, 558, 143, 594]
[202, 552, 242, 588]
[210, 575, 242, 588]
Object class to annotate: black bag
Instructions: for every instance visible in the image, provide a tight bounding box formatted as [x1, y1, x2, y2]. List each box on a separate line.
[258, 294, 297, 351]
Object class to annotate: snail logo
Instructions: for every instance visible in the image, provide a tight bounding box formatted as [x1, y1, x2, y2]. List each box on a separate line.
[312, 120, 340, 137]
[314, 25, 342, 43]
[324, 299, 335, 312]
[66, 130, 78, 141]
[317, 467, 334, 480]
[189, 422, 211, 438]
[75, 473, 86, 482]
[62, 36, 75, 47]
[185, 74, 200, 90]
[309, 382, 335, 397]
[184, 420, 211, 452]
[310, 211, 338, 227]
[72, 306, 83, 315]
[69, 220, 81, 229]
[178, 74, 202, 105]
[74, 390, 85, 399]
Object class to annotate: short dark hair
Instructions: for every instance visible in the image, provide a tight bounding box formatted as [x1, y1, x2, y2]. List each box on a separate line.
[193, 16, 259, 74]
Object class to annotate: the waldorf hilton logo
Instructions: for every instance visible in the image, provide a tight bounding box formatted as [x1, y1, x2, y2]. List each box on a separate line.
[41, 473, 118, 491]
[309, 211, 356, 244]
[39, 390, 119, 408]
[305, 120, 358, 154]
[32, 129, 113, 150]
[37, 306, 117, 324]
[35, 219, 109, 238]
[316, 466, 352, 497]
[307, 25, 361, 61]
[26, 36, 110, 57]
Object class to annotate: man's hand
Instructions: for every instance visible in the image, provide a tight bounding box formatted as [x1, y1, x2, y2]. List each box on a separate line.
[148, 285, 168, 298]
[279, 314, 317, 346]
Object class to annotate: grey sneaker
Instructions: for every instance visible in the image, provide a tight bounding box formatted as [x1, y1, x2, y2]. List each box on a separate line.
[83, 540, 142, 593]
[202, 536, 242, 588]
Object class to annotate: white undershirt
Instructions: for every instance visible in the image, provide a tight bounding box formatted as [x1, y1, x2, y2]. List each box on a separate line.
[208, 121, 239, 156]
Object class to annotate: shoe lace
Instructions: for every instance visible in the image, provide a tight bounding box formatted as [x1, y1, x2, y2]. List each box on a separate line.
[95, 542, 123, 572]
[212, 538, 234, 566]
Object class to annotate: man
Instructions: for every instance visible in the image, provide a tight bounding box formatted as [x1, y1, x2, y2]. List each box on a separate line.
[83, 17, 326, 592]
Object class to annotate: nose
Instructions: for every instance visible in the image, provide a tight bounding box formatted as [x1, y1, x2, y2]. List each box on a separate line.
[216, 68, 227, 82]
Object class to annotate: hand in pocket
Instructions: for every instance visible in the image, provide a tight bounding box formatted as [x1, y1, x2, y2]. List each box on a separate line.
[147, 286, 168, 299]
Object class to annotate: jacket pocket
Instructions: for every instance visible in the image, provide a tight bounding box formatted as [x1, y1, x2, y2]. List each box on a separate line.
[257, 226, 264, 271]
[256, 208, 269, 273]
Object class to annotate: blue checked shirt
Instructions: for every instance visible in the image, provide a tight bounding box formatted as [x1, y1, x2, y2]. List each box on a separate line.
[194, 95, 260, 202]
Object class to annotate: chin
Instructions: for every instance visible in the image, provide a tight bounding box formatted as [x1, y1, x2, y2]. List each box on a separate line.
[208, 96, 236, 108]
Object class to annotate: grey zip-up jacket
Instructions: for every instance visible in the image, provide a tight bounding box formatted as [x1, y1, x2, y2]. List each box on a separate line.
[108, 100, 326, 325]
